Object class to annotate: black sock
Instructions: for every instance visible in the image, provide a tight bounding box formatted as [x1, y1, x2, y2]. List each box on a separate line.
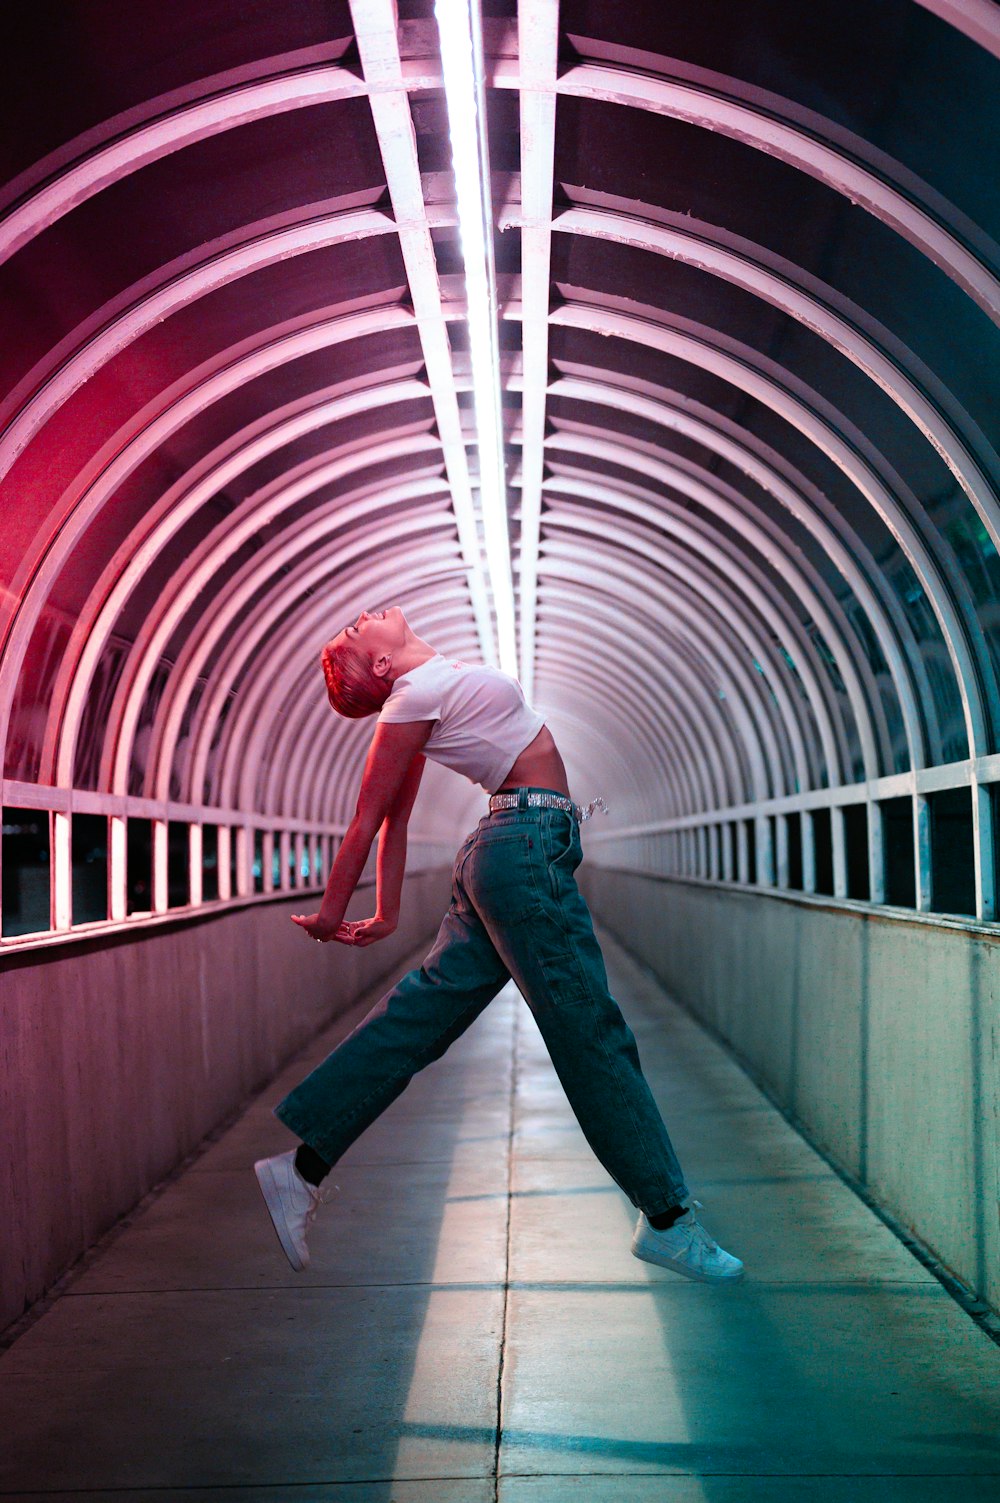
[294, 1143, 331, 1186]
[648, 1202, 687, 1231]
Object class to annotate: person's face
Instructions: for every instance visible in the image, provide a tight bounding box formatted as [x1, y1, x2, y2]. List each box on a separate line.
[331, 605, 406, 670]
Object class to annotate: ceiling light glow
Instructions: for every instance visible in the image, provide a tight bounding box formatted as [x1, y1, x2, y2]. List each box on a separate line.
[433, 0, 518, 675]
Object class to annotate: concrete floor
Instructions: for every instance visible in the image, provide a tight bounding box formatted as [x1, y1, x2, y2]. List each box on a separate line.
[1, 928, 998, 1501]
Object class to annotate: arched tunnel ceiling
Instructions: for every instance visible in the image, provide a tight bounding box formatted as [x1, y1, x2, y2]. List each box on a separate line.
[1, 0, 999, 849]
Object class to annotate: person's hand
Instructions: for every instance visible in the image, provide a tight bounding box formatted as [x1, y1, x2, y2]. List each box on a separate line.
[291, 912, 350, 944]
[342, 915, 397, 947]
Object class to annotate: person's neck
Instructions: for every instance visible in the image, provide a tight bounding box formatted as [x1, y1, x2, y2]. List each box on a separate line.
[389, 636, 438, 683]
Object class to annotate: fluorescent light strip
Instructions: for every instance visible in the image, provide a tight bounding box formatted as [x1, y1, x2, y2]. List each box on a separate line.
[434, 0, 518, 675]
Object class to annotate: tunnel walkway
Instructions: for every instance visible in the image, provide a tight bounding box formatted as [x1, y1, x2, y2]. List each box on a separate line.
[1, 929, 998, 1501]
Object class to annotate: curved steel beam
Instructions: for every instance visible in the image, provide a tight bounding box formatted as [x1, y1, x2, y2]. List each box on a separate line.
[46, 375, 434, 784]
[547, 428, 882, 777]
[546, 204, 1000, 558]
[542, 507, 813, 795]
[147, 519, 460, 803]
[544, 295, 996, 758]
[542, 418, 894, 774]
[545, 368, 934, 770]
[546, 448, 858, 784]
[0, 302, 417, 762]
[534, 600, 736, 812]
[537, 541, 782, 802]
[0, 206, 407, 480]
[549, 59, 1000, 324]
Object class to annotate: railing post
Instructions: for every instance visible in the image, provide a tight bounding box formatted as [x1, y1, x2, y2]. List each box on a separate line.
[755, 814, 774, 886]
[152, 819, 168, 913]
[189, 823, 202, 907]
[235, 825, 252, 897]
[802, 810, 817, 893]
[867, 798, 885, 904]
[914, 792, 932, 911]
[217, 825, 231, 900]
[52, 810, 72, 931]
[109, 816, 127, 920]
[972, 780, 995, 922]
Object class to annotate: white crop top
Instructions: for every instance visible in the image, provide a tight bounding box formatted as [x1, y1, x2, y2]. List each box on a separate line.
[377, 654, 545, 792]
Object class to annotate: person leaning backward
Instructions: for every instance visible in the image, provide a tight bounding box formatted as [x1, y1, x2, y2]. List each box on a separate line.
[254, 605, 744, 1283]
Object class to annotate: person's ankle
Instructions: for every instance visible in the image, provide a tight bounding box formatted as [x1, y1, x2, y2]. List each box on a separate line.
[647, 1202, 687, 1231]
[294, 1143, 331, 1187]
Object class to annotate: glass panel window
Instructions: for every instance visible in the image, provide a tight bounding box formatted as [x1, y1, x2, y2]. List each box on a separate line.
[843, 804, 870, 901]
[168, 822, 189, 908]
[2, 807, 50, 936]
[126, 818, 153, 915]
[812, 808, 834, 896]
[202, 824, 219, 902]
[929, 787, 975, 917]
[72, 813, 107, 925]
[881, 797, 916, 908]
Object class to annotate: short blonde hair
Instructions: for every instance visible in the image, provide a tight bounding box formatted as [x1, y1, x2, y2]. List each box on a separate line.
[321, 637, 391, 718]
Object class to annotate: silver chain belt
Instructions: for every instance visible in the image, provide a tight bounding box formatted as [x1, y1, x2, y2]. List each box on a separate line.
[488, 791, 610, 822]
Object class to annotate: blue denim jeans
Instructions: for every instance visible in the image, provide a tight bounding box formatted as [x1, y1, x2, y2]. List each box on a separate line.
[275, 788, 690, 1215]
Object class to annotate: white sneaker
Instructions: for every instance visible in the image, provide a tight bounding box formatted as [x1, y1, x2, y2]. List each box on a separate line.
[254, 1149, 326, 1271]
[632, 1200, 744, 1282]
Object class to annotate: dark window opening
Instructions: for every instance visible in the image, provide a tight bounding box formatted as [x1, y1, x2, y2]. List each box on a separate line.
[787, 813, 803, 889]
[126, 818, 153, 915]
[168, 822, 189, 908]
[2, 807, 50, 936]
[230, 830, 239, 896]
[202, 824, 219, 902]
[929, 787, 975, 917]
[844, 804, 870, 901]
[881, 797, 916, 907]
[253, 831, 265, 894]
[744, 819, 756, 884]
[812, 808, 834, 896]
[72, 813, 107, 925]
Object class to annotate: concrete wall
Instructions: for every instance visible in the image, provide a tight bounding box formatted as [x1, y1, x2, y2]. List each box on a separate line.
[1, 871, 451, 1334]
[582, 868, 1000, 1313]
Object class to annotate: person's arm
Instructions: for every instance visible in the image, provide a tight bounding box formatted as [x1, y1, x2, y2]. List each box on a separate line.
[373, 752, 426, 929]
[291, 719, 433, 944]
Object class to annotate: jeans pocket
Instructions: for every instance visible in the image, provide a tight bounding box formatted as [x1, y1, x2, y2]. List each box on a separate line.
[468, 831, 544, 923]
[545, 816, 580, 898]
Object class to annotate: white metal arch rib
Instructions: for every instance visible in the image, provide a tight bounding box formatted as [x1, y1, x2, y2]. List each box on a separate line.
[537, 543, 783, 804]
[542, 508, 815, 796]
[545, 56, 1000, 325]
[533, 601, 738, 811]
[543, 419, 894, 775]
[543, 483, 829, 790]
[90, 438, 448, 789]
[218, 578, 471, 814]
[544, 203, 1000, 558]
[543, 295, 996, 760]
[546, 428, 884, 777]
[545, 368, 935, 771]
[0, 205, 412, 481]
[46, 374, 436, 784]
[146, 515, 461, 805]
[0, 301, 418, 759]
[544, 440, 870, 783]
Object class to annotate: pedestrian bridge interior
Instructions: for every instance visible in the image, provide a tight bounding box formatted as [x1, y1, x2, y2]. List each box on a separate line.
[2, 0, 999, 1496]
